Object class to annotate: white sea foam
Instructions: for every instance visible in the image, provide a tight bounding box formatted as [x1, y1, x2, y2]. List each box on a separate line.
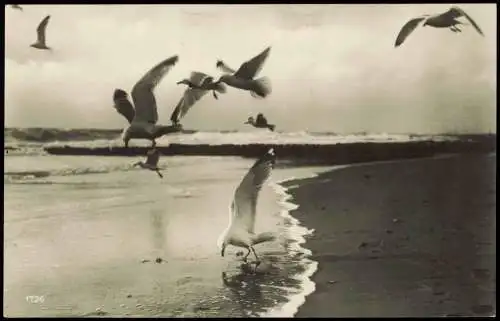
[258, 166, 353, 318]
[39, 131, 460, 150]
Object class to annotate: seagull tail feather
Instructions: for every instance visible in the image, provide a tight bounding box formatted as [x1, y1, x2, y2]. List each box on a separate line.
[250, 76, 272, 99]
[267, 124, 276, 132]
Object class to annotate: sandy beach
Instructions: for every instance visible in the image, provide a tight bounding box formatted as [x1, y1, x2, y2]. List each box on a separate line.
[284, 154, 496, 317]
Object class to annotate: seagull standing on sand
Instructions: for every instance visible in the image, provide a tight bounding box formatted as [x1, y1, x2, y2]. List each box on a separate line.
[172, 71, 227, 124]
[215, 46, 272, 99]
[10, 4, 23, 11]
[244, 113, 276, 132]
[31, 15, 51, 50]
[218, 148, 277, 267]
[395, 6, 484, 47]
[113, 55, 182, 148]
[133, 148, 164, 178]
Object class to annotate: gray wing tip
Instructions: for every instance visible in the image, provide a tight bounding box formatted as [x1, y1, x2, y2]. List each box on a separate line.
[113, 88, 128, 100]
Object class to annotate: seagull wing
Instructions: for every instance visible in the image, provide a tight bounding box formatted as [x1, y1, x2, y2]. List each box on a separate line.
[131, 55, 179, 124]
[449, 6, 484, 36]
[190, 71, 209, 85]
[231, 148, 276, 234]
[113, 89, 135, 124]
[36, 15, 50, 45]
[170, 88, 209, 124]
[234, 46, 271, 80]
[216, 60, 237, 75]
[394, 16, 427, 47]
[146, 148, 160, 166]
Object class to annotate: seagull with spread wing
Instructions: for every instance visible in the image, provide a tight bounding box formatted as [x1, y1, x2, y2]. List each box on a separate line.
[244, 113, 276, 132]
[133, 148, 164, 178]
[112, 55, 182, 148]
[218, 148, 277, 267]
[215, 46, 272, 99]
[30, 15, 51, 50]
[172, 71, 227, 124]
[395, 6, 484, 47]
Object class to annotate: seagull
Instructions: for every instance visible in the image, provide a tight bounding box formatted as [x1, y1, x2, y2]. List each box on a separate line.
[172, 71, 227, 124]
[133, 148, 163, 178]
[31, 15, 51, 50]
[215, 46, 272, 99]
[218, 148, 277, 267]
[112, 55, 183, 148]
[395, 6, 484, 47]
[10, 4, 23, 11]
[244, 113, 276, 132]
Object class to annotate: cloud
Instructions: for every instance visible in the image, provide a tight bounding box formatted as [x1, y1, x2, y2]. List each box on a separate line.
[4, 4, 496, 133]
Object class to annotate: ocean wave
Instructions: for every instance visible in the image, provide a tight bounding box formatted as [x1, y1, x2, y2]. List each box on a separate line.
[258, 177, 320, 318]
[5, 127, 463, 150]
[3, 162, 139, 183]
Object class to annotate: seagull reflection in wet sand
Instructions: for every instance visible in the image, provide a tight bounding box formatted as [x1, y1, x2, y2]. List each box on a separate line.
[221, 269, 265, 317]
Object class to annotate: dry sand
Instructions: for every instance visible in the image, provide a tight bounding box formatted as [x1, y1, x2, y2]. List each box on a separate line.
[283, 154, 496, 317]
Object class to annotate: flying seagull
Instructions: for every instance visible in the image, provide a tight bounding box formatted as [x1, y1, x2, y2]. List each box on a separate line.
[133, 148, 164, 178]
[112, 55, 182, 148]
[172, 71, 227, 124]
[395, 6, 484, 47]
[215, 46, 272, 99]
[218, 148, 277, 267]
[10, 4, 23, 11]
[244, 113, 276, 132]
[31, 15, 51, 50]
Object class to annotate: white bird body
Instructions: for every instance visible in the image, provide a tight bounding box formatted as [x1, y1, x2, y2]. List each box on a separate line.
[113, 55, 182, 148]
[218, 148, 277, 264]
[394, 6, 484, 47]
[215, 46, 272, 99]
[172, 71, 227, 123]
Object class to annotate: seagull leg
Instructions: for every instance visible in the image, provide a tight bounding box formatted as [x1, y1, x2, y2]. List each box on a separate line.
[156, 170, 163, 179]
[151, 139, 156, 148]
[250, 247, 261, 265]
[243, 248, 251, 262]
[213, 91, 218, 100]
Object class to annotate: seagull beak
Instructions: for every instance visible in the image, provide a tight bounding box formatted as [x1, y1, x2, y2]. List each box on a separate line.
[221, 245, 226, 257]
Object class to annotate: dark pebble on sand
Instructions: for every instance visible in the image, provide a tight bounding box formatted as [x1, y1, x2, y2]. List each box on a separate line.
[386, 229, 393, 234]
[127, 294, 132, 298]
[155, 257, 164, 263]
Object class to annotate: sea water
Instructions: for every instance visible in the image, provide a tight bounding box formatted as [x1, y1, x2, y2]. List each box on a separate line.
[4, 152, 336, 317]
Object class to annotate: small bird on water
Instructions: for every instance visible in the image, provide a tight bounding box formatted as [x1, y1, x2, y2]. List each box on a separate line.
[133, 148, 164, 178]
[394, 6, 484, 47]
[112, 55, 182, 148]
[244, 113, 276, 132]
[215, 46, 272, 99]
[218, 148, 278, 269]
[31, 15, 52, 50]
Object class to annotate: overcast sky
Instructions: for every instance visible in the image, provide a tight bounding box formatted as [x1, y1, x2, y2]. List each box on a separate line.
[4, 4, 496, 134]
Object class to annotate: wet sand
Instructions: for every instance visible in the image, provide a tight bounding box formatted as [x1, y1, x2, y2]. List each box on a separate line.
[283, 154, 496, 317]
